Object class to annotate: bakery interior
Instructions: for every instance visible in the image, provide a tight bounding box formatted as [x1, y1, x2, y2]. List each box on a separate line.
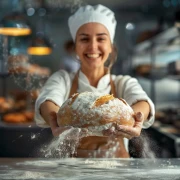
[0, 0, 180, 162]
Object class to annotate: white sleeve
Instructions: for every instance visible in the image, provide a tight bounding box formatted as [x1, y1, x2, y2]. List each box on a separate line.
[116, 75, 155, 129]
[34, 70, 71, 127]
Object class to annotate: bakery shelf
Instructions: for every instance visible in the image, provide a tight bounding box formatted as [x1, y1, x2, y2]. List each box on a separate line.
[134, 27, 179, 53]
[133, 27, 180, 66]
[132, 26, 180, 107]
[132, 49, 180, 66]
[132, 26, 180, 157]
[167, 75, 180, 81]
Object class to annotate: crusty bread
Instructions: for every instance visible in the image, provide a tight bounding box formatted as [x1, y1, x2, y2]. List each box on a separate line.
[57, 92, 135, 136]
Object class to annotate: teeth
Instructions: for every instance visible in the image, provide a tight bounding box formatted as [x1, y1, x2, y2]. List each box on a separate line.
[86, 54, 99, 58]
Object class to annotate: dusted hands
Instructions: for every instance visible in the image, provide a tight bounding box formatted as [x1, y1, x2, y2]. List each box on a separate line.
[49, 111, 88, 138]
[49, 111, 72, 137]
[102, 112, 144, 139]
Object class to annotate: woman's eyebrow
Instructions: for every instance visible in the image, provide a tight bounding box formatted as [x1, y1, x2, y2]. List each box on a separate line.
[78, 33, 88, 36]
[96, 33, 108, 36]
[78, 33, 108, 36]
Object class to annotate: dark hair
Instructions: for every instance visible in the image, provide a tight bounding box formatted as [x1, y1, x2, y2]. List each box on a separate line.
[64, 40, 75, 53]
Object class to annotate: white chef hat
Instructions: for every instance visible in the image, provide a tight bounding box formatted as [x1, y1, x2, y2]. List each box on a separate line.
[68, 4, 117, 43]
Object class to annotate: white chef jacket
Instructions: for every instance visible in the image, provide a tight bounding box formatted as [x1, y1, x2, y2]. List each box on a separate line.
[35, 69, 155, 151]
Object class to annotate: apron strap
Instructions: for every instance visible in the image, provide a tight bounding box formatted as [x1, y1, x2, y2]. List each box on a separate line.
[110, 74, 116, 97]
[68, 71, 79, 98]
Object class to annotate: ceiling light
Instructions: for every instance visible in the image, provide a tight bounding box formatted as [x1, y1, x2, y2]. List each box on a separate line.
[126, 23, 135, 30]
[27, 34, 52, 55]
[0, 12, 32, 36]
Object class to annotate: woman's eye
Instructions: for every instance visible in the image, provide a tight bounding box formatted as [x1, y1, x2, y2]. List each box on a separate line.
[80, 38, 88, 42]
[98, 38, 105, 41]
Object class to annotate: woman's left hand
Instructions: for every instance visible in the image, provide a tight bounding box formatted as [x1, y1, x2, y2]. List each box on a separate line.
[102, 112, 144, 139]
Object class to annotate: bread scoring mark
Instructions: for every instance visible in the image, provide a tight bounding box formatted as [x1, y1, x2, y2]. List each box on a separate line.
[92, 94, 114, 107]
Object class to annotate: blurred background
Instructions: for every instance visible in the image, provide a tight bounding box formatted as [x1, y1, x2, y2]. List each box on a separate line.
[0, 0, 179, 158]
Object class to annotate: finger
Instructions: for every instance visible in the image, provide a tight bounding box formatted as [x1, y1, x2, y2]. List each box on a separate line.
[103, 127, 133, 139]
[102, 126, 115, 136]
[134, 112, 144, 126]
[134, 112, 144, 132]
[49, 112, 59, 130]
[116, 124, 141, 137]
[113, 131, 132, 139]
[135, 112, 143, 120]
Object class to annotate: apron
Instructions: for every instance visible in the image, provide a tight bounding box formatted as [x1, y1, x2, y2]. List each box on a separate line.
[69, 70, 130, 158]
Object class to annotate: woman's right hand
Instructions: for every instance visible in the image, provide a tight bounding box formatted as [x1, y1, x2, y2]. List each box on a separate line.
[49, 111, 89, 138]
[49, 111, 72, 137]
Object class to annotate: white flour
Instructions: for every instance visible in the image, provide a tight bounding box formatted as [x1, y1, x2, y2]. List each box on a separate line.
[40, 128, 82, 158]
[84, 159, 122, 169]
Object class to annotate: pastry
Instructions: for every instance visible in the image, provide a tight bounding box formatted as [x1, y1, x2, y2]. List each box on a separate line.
[3, 113, 27, 123]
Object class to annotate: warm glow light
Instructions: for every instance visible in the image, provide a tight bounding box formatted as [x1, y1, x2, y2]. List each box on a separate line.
[27, 47, 52, 55]
[175, 22, 180, 28]
[0, 27, 31, 36]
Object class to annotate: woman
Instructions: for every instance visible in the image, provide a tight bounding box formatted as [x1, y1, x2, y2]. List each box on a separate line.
[35, 4, 155, 158]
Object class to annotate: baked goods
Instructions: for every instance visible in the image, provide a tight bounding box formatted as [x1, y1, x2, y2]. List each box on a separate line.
[3, 113, 27, 123]
[3, 111, 34, 123]
[0, 97, 14, 113]
[8, 54, 50, 76]
[57, 92, 135, 136]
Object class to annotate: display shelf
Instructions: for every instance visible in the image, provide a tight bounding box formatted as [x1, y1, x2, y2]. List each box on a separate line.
[133, 27, 180, 66]
[134, 27, 179, 53]
[135, 70, 180, 81]
[132, 49, 180, 66]
[134, 68, 168, 80]
[167, 75, 180, 81]
[132, 26, 180, 106]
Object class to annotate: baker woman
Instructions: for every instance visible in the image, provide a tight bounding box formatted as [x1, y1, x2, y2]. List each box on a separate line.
[35, 4, 155, 158]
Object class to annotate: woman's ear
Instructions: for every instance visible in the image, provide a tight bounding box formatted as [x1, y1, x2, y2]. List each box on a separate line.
[76, 55, 80, 60]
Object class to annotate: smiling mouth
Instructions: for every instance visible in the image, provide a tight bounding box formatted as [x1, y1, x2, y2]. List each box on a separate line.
[86, 53, 101, 58]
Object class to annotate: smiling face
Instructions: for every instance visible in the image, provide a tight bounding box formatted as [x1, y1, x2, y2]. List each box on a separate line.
[75, 23, 112, 72]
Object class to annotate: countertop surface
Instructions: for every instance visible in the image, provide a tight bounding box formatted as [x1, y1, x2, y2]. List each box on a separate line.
[0, 158, 180, 179]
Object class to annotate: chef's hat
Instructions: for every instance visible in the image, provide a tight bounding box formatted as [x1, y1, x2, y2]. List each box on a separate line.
[68, 4, 117, 43]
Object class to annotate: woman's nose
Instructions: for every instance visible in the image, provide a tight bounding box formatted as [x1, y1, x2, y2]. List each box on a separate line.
[88, 39, 98, 50]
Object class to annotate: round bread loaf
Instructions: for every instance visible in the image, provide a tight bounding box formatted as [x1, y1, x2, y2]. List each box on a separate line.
[57, 92, 135, 136]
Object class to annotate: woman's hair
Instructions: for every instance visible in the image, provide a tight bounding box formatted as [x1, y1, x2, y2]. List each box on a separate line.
[106, 44, 117, 71]
[64, 40, 75, 54]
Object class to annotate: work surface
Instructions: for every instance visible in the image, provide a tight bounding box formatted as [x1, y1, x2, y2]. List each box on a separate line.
[0, 158, 180, 180]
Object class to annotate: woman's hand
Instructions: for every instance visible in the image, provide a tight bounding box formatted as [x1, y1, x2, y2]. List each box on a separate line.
[102, 112, 144, 139]
[49, 111, 89, 138]
[49, 111, 72, 137]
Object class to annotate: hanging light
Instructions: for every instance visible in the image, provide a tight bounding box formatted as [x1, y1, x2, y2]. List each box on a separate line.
[27, 1, 52, 56]
[27, 33, 52, 55]
[0, 12, 32, 36]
